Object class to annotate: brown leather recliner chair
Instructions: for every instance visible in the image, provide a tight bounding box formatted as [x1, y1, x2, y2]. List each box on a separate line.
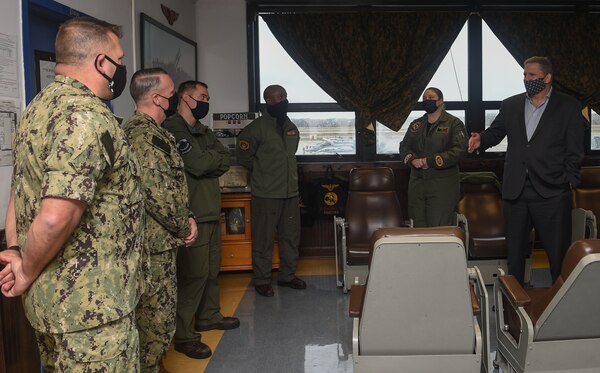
[571, 167, 599, 240]
[457, 172, 532, 284]
[494, 239, 600, 373]
[334, 167, 408, 292]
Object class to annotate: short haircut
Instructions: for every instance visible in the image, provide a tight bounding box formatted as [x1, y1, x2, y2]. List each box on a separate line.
[129, 68, 168, 102]
[177, 80, 209, 98]
[424, 87, 444, 100]
[263, 85, 285, 101]
[524, 56, 553, 75]
[55, 17, 122, 66]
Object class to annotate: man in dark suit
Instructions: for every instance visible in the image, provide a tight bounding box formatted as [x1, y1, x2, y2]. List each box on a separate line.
[468, 56, 585, 285]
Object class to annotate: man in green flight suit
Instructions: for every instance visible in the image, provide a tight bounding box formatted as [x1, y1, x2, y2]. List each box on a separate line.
[399, 87, 468, 227]
[0, 17, 143, 372]
[237, 84, 306, 297]
[123, 68, 198, 373]
[164, 80, 239, 360]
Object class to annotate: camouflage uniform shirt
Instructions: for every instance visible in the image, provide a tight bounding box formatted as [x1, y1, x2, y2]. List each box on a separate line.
[12, 75, 144, 334]
[123, 112, 191, 252]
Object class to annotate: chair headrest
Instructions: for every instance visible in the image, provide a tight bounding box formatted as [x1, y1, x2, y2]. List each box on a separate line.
[372, 226, 465, 246]
[578, 167, 600, 188]
[562, 240, 600, 279]
[349, 167, 395, 192]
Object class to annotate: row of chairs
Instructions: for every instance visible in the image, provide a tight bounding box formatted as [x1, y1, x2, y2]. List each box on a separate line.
[335, 167, 600, 291]
[349, 226, 600, 373]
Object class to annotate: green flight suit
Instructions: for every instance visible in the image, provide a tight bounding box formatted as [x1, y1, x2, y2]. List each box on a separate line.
[163, 114, 230, 342]
[236, 111, 301, 285]
[12, 75, 143, 372]
[398, 111, 468, 227]
[123, 112, 191, 373]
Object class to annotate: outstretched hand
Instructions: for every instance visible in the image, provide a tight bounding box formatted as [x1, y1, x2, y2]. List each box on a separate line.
[468, 132, 481, 153]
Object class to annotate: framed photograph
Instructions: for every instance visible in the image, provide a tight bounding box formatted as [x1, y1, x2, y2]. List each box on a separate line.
[140, 13, 197, 87]
[34, 50, 56, 94]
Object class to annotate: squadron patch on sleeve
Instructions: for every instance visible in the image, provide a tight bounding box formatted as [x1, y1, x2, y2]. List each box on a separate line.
[239, 140, 250, 150]
[435, 154, 444, 167]
[177, 139, 192, 155]
[409, 119, 422, 132]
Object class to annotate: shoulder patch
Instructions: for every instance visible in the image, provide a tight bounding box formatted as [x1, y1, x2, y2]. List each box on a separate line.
[177, 139, 192, 155]
[100, 131, 115, 166]
[151, 135, 170, 155]
[239, 140, 250, 151]
[435, 154, 444, 167]
[409, 119, 423, 132]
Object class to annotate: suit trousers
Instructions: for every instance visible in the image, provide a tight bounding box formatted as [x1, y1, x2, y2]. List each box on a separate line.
[504, 179, 572, 284]
[251, 196, 300, 285]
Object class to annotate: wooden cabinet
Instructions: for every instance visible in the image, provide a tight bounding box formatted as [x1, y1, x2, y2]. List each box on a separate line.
[220, 193, 280, 271]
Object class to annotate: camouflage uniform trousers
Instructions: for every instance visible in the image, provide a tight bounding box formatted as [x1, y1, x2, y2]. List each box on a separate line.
[35, 311, 139, 373]
[136, 248, 178, 373]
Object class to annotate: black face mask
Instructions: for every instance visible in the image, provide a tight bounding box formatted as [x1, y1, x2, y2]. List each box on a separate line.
[524, 77, 547, 97]
[187, 97, 209, 120]
[423, 99, 438, 114]
[158, 93, 179, 117]
[95, 54, 127, 99]
[266, 99, 289, 119]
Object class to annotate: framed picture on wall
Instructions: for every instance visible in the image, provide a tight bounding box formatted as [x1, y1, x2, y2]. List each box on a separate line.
[140, 13, 197, 87]
[34, 50, 56, 94]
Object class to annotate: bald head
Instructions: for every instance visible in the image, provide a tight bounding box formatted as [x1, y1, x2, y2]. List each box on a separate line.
[55, 17, 122, 66]
[263, 85, 287, 105]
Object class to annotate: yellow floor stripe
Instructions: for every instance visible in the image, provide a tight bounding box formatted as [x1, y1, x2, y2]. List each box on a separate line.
[163, 257, 337, 372]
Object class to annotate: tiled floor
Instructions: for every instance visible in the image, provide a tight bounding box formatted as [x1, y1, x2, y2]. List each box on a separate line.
[163, 258, 339, 373]
[164, 253, 552, 373]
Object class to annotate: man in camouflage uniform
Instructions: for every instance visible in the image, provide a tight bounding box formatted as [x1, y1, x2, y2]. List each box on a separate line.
[237, 84, 306, 298]
[164, 81, 238, 360]
[399, 87, 468, 227]
[123, 68, 198, 373]
[0, 18, 143, 372]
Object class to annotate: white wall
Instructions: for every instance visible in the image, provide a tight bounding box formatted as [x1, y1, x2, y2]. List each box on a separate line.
[0, 0, 24, 228]
[0, 0, 247, 229]
[196, 0, 249, 115]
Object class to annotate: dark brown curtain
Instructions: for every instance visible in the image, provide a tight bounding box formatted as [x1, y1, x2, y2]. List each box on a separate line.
[482, 12, 600, 114]
[262, 12, 469, 132]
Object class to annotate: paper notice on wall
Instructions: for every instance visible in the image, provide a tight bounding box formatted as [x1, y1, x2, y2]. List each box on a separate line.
[0, 32, 19, 98]
[0, 99, 18, 167]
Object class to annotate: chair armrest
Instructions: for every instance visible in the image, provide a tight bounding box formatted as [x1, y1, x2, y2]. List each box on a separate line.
[470, 285, 481, 316]
[499, 275, 531, 307]
[349, 284, 366, 318]
[585, 209, 597, 239]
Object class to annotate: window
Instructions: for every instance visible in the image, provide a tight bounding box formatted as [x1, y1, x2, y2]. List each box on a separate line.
[251, 10, 540, 159]
[377, 111, 466, 155]
[484, 110, 508, 153]
[482, 21, 523, 101]
[591, 111, 600, 150]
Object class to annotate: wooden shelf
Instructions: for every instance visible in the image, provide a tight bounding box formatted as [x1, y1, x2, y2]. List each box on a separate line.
[220, 193, 280, 271]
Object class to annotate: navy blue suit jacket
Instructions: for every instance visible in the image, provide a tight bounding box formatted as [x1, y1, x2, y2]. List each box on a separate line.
[481, 90, 585, 200]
